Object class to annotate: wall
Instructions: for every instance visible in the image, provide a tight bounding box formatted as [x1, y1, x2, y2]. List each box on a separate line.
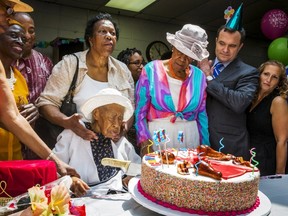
[26, 0, 270, 67]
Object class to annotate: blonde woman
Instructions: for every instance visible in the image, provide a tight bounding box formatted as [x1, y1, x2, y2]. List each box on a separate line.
[247, 60, 288, 176]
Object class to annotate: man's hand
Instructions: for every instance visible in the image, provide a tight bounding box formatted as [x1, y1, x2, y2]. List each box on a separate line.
[198, 58, 213, 77]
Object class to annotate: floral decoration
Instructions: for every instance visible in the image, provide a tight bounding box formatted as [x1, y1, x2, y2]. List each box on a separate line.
[27, 184, 85, 216]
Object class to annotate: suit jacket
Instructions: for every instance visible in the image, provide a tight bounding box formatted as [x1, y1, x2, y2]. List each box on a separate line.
[206, 57, 258, 160]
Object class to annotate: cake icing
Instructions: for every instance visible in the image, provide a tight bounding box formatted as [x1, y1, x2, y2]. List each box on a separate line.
[140, 146, 260, 213]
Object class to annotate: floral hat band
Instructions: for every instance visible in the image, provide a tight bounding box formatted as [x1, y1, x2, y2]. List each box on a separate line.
[166, 24, 209, 61]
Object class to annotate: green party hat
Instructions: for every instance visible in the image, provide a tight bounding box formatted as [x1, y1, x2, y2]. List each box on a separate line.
[225, 3, 243, 31]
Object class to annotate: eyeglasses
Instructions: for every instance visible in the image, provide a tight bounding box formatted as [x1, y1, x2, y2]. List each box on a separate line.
[129, 60, 144, 67]
[0, 1, 14, 16]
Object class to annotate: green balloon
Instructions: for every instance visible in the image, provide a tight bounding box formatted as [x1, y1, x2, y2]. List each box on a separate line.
[268, 37, 288, 66]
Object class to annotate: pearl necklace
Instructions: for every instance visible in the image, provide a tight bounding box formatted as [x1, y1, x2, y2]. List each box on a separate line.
[7, 67, 17, 91]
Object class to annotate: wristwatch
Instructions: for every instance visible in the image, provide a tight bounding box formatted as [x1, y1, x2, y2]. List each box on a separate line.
[206, 76, 213, 81]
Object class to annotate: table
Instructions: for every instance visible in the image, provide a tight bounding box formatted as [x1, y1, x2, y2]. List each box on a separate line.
[10, 175, 288, 216]
[259, 174, 288, 216]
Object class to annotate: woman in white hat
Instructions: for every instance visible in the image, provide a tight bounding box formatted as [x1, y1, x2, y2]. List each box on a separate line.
[53, 88, 141, 196]
[135, 24, 210, 157]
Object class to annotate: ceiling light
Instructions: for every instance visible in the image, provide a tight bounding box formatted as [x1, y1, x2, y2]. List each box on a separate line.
[105, 0, 156, 12]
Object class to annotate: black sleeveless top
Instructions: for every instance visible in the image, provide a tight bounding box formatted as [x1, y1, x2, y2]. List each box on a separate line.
[247, 91, 278, 176]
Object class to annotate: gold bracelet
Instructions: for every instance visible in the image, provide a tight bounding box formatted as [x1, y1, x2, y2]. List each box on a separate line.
[46, 152, 54, 160]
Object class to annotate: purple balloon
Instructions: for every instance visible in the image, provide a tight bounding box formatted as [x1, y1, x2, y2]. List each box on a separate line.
[261, 9, 288, 40]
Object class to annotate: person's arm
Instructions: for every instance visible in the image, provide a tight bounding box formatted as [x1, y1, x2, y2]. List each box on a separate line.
[0, 60, 79, 177]
[135, 67, 152, 156]
[196, 87, 210, 146]
[271, 96, 288, 174]
[36, 55, 97, 141]
[206, 64, 259, 114]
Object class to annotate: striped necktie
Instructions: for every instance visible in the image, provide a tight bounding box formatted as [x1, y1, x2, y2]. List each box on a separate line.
[213, 62, 223, 78]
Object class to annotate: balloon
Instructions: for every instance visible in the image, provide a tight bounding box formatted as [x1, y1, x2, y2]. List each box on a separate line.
[261, 9, 288, 40]
[268, 37, 288, 66]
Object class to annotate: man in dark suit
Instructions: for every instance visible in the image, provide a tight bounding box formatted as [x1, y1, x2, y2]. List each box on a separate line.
[199, 5, 258, 160]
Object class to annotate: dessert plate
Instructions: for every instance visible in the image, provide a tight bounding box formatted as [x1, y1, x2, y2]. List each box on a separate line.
[128, 177, 271, 216]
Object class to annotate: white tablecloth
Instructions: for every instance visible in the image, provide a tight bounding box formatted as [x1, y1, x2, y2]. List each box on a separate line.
[10, 175, 288, 216]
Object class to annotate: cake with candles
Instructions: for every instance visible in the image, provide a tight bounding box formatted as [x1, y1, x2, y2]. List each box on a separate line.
[139, 130, 260, 214]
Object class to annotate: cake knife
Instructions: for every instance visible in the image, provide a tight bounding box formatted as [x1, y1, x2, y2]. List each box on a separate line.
[101, 158, 141, 176]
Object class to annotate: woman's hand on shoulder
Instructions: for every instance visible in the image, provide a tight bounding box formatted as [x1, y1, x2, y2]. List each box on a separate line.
[65, 113, 98, 141]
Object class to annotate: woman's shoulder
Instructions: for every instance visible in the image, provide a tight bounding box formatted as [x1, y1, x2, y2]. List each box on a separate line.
[272, 95, 288, 106]
[271, 95, 288, 114]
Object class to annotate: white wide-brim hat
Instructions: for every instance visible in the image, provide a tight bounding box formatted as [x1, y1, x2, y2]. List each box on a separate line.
[81, 88, 134, 122]
[166, 24, 209, 61]
[4, 0, 33, 12]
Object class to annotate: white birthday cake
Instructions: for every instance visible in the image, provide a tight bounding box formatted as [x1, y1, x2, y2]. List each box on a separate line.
[139, 145, 260, 214]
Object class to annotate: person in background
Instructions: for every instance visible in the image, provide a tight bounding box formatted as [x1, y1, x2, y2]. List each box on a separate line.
[0, 19, 30, 160]
[0, 0, 78, 176]
[54, 88, 141, 197]
[247, 60, 288, 176]
[12, 12, 53, 104]
[117, 47, 145, 83]
[117, 48, 145, 154]
[199, 4, 258, 160]
[11, 12, 53, 159]
[135, 24, 210, 157]
[36, 13, 134, 148]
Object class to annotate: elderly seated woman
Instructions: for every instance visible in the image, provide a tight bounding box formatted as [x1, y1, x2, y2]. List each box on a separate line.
[53, 88, 141, 197]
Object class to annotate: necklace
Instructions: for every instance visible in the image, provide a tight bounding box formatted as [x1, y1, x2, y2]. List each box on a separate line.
[168, 59, 189, 81]
[7, 67, 17, 91]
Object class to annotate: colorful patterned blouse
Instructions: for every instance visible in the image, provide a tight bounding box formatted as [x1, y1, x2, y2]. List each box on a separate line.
[135, 60, 209, 146]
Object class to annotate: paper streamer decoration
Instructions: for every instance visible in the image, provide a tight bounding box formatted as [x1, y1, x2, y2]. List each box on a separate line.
[249, 147, 259, 175]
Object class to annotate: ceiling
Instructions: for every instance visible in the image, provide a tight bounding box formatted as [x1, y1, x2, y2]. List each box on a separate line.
[38, 0, 288, 40]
